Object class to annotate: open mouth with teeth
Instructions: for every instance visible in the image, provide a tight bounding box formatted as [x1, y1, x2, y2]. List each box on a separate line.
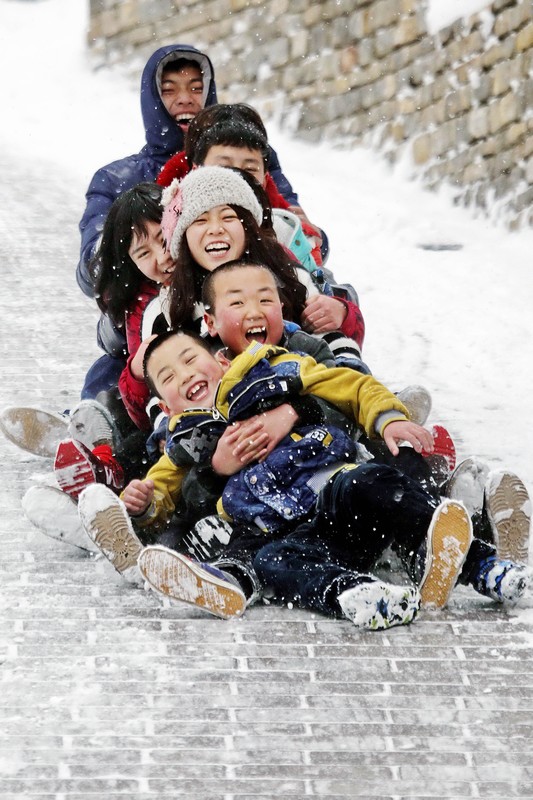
[187, 381, 208, 403]
[205, 242, 230, 256]
[175, 115, 194, 128]
[245, 326, 267, 344]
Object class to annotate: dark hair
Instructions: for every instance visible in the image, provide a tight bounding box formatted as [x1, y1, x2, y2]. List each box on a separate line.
[202, 260, 279, 313]
[194, 120, 269, 169]
[143, 329, 212, 397]
[91, 183, 164, 327]
[162, 58, 203, 76]
[167, 202, 307, 329]
[184, 103, 268, 166]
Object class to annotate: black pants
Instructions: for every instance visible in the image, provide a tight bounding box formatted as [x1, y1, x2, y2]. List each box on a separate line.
[253, 462, 495, 616]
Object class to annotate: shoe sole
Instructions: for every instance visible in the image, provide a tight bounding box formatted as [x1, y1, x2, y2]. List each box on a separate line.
[397, 385, 432, 426]
[446, 456, 490, 517]
[420, 500, 473, 608]
[339, 581, 420, 630]
[55, 439, 98, 500]
[21, 485, 96, 553]
[486, 472, 531, 563]
[0, 407, 67, 458]
[138, 545, 247, 620]
[78, 485, 143, 577]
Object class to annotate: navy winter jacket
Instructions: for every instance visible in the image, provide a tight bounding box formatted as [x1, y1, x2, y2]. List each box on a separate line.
[77, 45, 218, 298]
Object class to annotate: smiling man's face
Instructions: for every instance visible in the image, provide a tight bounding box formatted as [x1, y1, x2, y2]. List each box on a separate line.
[160, 64, 204, 130]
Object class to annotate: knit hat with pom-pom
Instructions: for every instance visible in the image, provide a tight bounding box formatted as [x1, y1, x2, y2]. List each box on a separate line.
[161, 165, 264, 261]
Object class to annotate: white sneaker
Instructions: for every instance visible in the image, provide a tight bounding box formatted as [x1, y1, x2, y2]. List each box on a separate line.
[22, 484, 96, 552]
[485, 471, 531, 563]
[138, 545, 247, 619]
[0, 406, 67, 458]
[67, 399, 117, 449]
[78, 484, 143, 585]
[419, 499, 473, 608]
[338, 580, 420, 630]
[445, 457, 490, 517]
[396, 385, 432, 426]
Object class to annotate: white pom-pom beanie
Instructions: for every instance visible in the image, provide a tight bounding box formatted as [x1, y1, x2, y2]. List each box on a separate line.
[162, 165, 264, 261]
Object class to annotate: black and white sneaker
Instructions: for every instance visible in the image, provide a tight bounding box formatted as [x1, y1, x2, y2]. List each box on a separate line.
[338, 580, 420, 630]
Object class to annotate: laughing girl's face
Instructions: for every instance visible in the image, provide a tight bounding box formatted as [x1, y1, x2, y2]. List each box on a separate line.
[128, 220, 175, 285]
[185, 205, 246, 272]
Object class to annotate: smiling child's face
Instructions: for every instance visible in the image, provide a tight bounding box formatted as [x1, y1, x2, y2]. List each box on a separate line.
[185, 205, 246, 271]
[204, 265, 284, 355]
[147, 334, 229, 416]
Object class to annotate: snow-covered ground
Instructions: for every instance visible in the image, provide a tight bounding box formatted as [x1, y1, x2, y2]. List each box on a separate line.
[1, 0, 532, 493]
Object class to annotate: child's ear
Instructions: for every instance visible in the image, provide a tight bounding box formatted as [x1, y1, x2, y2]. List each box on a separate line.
[158, 399, 171, 416]
[204, 311, 217, 337]
[214, 349, 231, 370]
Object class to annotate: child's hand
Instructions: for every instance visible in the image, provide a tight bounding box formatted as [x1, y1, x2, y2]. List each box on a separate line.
[382, 421, 434, 457]
[122, 479, 155, 514]
[212, 419, 269, 476]
[302, 294, 347, 334]
[130, 335, 158, 380]
[233, 404, 298, 462]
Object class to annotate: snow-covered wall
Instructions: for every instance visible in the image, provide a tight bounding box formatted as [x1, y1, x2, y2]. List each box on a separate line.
[88, 0, 533, 229]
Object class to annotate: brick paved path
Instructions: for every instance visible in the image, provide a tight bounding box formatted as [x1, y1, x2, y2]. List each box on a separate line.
[0, 148, 532, 799]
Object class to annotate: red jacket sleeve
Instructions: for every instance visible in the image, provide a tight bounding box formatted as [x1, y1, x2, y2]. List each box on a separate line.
[264, 173, 290, 209]
[118, 357, 152, 431]
[156, 151, 190, 187]
[337, 298, 365, 349]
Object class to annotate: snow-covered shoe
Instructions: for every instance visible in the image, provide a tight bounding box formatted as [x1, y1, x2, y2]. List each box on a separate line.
[338, 580, 420, 630]
[445, 457, 490, 517]
[419, 499, 473, 608]
[138, 545, 247, 619]
[54, 439, 124, 500]
[396, 385, 432, 426]
[0, 406, 67, 458]
[21, 484, 96, 553]
[470, 556, 533, 605]
[485, 471, 531, 563]
[67, 399, 117, 449]
[78, 484, 143, 584]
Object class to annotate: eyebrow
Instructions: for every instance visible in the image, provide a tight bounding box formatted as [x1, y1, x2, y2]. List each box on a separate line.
[154, 344, 195, 382]
[224, 285, 276, 296]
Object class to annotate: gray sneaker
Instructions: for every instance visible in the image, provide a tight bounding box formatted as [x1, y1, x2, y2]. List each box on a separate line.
[485, 471, 531, 563]
[22, 484, 95, 552]
[445, 457, 490, 517]
[78, 484, 143, 585]
[67, 399, 117, 450]
[0, 406, 67, 458]
[396, 385, 432, 426]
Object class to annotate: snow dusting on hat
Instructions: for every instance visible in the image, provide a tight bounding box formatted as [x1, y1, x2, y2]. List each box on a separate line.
[163, 165, 264, 261]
